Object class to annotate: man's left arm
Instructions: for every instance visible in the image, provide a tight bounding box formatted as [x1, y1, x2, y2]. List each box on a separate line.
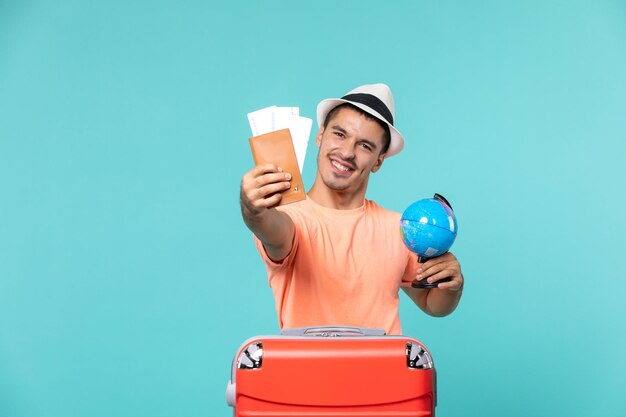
[401, 252, 464, 317]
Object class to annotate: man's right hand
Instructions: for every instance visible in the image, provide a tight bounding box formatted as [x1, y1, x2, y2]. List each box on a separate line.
[240, 164, 295, 262]
[240, 164, 292, 218]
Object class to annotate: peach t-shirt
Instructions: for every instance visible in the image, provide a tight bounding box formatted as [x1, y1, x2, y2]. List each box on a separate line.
[254, 196, 418, 335]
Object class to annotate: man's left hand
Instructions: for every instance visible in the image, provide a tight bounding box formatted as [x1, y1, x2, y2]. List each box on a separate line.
[414, 252, 463, 291]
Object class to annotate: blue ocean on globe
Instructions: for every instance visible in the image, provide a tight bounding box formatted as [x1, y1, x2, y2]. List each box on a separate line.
[400, 197, 458, 258]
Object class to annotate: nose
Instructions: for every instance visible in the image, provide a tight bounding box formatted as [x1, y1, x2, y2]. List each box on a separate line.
[336, 137, 356, 161]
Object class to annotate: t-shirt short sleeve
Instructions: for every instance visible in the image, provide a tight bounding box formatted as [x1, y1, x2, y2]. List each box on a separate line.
[253, 230, 298, 271]
[401, 250, 420, 284]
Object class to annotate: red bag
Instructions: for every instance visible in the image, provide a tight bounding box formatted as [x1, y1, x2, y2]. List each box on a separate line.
[226, 326, 437, 416]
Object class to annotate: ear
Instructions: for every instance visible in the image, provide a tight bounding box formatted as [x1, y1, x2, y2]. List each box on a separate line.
[315, 126, 324, 147]
[371, 152, 386, 173]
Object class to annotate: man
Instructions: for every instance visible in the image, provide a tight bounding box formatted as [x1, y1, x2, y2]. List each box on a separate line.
[240, 84, 463, 335]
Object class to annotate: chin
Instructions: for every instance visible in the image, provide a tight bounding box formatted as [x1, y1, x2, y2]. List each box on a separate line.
[325, 181, 350, 191]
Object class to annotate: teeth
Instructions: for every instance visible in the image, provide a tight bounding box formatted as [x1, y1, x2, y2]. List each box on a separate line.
[332, 160, 350, 172]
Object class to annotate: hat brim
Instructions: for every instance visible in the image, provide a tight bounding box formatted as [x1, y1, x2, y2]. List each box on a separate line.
[316, 98, 404, 157]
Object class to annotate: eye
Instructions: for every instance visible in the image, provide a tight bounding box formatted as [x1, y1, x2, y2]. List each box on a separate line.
[334, 131, 345, 138]
[359, 142, 373, 151]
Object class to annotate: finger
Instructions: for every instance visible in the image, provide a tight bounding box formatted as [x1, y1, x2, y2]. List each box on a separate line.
[241, 176, 288, 208]
[251, 164, 280, 176]
[242, 173, 291, 201]
[255, 181, 291, 200]
[418, 257, 444, 273]
[242, 165, 277, 185]
[417, 261, 448, 280]
[421, 252, 455, 269]
[421, 257, 460, 278]
[425, 269, 456, 284]
[435, 279, 462, 291]
[253, 172, 292, 188]
[260, 191, 283, 208]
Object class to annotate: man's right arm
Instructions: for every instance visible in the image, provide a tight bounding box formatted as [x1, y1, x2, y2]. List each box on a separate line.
[240, 164, 295, 261]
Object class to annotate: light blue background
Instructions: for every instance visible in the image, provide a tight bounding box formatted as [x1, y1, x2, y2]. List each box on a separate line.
[1, 1, 625, 416]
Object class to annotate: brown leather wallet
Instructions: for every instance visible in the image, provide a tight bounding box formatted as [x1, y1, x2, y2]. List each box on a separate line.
[249, 128, 306, 205]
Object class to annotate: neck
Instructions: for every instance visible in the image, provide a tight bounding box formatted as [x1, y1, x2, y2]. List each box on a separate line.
[307, 176, 368, 210]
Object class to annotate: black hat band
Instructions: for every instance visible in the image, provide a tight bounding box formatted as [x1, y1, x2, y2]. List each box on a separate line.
[340, 93, 394, 126]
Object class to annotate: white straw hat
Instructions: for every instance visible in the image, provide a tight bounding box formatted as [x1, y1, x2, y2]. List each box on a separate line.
[316, 83, 404, 157]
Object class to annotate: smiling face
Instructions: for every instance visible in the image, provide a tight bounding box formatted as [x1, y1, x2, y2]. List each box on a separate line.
[311, 106, 387, 206]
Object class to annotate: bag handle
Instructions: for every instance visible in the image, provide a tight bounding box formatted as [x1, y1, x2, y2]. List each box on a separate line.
[280, 326, 386, 337]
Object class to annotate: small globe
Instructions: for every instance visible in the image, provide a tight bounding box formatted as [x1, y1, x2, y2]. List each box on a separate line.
[400, 196, 458, 259]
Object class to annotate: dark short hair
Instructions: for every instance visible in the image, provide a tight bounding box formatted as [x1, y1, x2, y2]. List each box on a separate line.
[323, 103, 391, 155]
